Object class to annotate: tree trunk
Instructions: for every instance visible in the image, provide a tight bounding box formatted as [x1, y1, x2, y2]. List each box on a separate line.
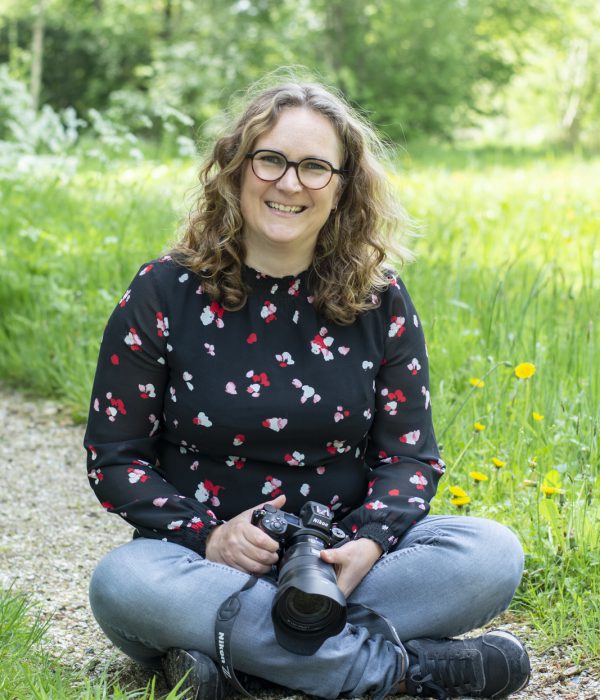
[162, 0, 173, 39]
[30, 1, 46, 113]
[560, 39, 589, 147]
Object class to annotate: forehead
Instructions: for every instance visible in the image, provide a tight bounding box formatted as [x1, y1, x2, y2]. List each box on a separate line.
[253, 107, 343, 164]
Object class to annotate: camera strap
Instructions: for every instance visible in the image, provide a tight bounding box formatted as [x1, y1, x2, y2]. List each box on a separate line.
[214, 574, 259, 699]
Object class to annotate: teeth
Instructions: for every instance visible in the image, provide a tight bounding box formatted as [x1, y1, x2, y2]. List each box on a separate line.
[267, 202, 304, 213]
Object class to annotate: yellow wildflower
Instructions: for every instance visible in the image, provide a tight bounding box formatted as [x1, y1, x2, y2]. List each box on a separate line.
[469, 378, 485, 388]
[449, 485, 468, 498]
[515, 362, 536, 379]
[451, 495, 471, 507]
[492, 458, 506, 468]
[532, 412, 544, 421]
[469, 471, 488, 483]
[541, 485, 563, 496]
[473, 421, 486, 432]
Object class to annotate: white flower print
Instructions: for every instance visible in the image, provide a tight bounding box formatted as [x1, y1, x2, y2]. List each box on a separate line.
[139, 383, 156, 399]
[128, 468, 149, 484]
[365, 500, 388, 510]
[124, 328, 142, 351]
[422, 386, 430, 410]
[310, 328, 335, 361]
[291, 378, 321, 404]
[153, 497, 168, 507]
[284, 451, 305, 466]
[276, 352, 294, 367]
[262, 417, 288, 432]
[192, 412, 212, 427]
[409, 471, 428, 490]
[407, 358, 421, 375]
[261, 301, 277, 323]
[119, 289, 131, 307]
[168, 520, 183, 530]
[183, 371, 194, 391]
[156, 312, 169, 337]
[400, 429, 420, 445]
[388, 315, 406, 338]
[300, 483, 310, 496]
[409, 496, 426, 510]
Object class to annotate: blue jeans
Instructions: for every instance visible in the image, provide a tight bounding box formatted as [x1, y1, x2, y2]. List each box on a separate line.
[89, 515, 524, 699]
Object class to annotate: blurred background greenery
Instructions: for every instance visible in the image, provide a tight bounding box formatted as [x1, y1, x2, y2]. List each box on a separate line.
[1, 0, 600, 156]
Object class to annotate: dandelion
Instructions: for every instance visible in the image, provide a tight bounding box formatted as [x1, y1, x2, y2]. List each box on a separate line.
[532, 412, 544, 421]
[449, 485, 468, 498]
[492, 458, 506, 468]
[473, 421, 486, 432]
[451, 495, 471, 507]
[469, 378, 485, 388]
[515, 362, 536, 379]
[469, 471, 488, 483]
[541, 485, 563, 496]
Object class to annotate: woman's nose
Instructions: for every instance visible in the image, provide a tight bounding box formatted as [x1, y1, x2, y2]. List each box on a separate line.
[276, 165, 303, 192]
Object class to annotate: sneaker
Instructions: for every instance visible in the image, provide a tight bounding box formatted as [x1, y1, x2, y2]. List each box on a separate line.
[404, 630, 531, 699]
[162, 648, 224, 700]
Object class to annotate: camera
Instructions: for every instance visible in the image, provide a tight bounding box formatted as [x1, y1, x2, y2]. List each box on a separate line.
[252, 501, 348, 655]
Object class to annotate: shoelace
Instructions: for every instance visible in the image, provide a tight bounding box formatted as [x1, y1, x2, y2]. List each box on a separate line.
[411, 654, 480, 697]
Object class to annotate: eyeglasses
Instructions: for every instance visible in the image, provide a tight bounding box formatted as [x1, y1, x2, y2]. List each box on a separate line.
[246, 149, 343, 190]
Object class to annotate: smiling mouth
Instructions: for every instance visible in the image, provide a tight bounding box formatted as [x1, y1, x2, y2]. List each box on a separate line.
[266, 201, 306, 214]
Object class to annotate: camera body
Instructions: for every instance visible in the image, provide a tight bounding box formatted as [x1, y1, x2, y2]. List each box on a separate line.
[252, 501, 348, 655]
[252, 501, 347, 549]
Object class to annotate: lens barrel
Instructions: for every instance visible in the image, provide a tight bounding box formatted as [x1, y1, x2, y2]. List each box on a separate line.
[272, 533, 346, 655]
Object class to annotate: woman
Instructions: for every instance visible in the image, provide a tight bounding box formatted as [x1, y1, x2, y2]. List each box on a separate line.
[84, 81, 530, 700]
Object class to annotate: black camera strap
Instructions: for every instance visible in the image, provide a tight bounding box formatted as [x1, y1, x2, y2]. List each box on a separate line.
[214, 574, 259, 699]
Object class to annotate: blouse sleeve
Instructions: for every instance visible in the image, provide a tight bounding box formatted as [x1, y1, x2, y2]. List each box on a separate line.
[339, 274, 446, 552]
[83, 261, 220, 556]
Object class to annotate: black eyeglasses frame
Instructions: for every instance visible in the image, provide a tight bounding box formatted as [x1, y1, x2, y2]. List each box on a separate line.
[245, 149, 344, 190]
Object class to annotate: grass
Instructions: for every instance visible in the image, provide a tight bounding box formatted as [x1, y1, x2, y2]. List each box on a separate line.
[1, 143, 599, 690]
[0, 587, 186, 700]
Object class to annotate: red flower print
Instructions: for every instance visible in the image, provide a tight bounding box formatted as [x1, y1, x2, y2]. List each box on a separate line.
[139, 264, 153, 276]
[262, 475, 283, 497]
[110, 354, 119, 365]
[156, 312, 169, 337]
[124, 328, 142, 351]
[261, 301, 277, 323]
[400, 430, 420, 445]
[388, 489, 400, 496]
[409, 471, 428, 490]
[118, 289, 131, 307]
[247, 333, 258, 344]
[388, 315, 406, 338]
[407, 357, 421, 375]
[288, 278, 301, 296]
[310, 328, 334, 361]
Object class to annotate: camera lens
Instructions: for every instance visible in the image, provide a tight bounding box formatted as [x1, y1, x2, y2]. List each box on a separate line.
[285, 590, 333, 625]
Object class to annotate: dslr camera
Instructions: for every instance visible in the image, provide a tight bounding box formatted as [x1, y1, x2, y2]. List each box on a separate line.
[252, 500, 348, 654]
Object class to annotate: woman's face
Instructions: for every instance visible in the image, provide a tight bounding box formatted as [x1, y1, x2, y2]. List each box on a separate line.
[240, 107, 343, 268]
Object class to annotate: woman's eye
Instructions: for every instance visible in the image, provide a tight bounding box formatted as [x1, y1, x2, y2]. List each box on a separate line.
[260, 154, 285, 166]
[303, 160, 329, 172]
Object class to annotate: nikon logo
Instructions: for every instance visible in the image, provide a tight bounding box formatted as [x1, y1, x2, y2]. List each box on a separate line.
[312, 517, 329, 528]
[217, 632, 232, 678]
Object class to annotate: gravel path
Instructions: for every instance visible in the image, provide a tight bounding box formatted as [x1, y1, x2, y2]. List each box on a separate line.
[0, 386, 597, 699]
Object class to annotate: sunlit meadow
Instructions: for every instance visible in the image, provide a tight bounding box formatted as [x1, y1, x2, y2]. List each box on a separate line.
[1, 145, 598, 689]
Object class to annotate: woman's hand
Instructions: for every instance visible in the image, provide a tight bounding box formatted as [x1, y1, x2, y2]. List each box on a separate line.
[205, 494, 286, 575]
[320, 538, 383, 598]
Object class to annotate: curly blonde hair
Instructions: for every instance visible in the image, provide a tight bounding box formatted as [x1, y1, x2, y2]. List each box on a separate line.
[171, 80, 413, 325]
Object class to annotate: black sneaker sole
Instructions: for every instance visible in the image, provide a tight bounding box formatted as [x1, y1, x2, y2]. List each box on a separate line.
[162, 648, 224, 700]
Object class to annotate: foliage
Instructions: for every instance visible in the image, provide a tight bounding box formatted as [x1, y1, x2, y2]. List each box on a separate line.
[3, 0, 598, 143]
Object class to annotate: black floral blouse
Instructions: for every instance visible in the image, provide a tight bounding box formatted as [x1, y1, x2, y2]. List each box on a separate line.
[84, 256, 445, 557]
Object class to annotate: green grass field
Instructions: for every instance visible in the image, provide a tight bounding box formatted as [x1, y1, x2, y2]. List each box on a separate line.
[1, 144, 598, 696]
